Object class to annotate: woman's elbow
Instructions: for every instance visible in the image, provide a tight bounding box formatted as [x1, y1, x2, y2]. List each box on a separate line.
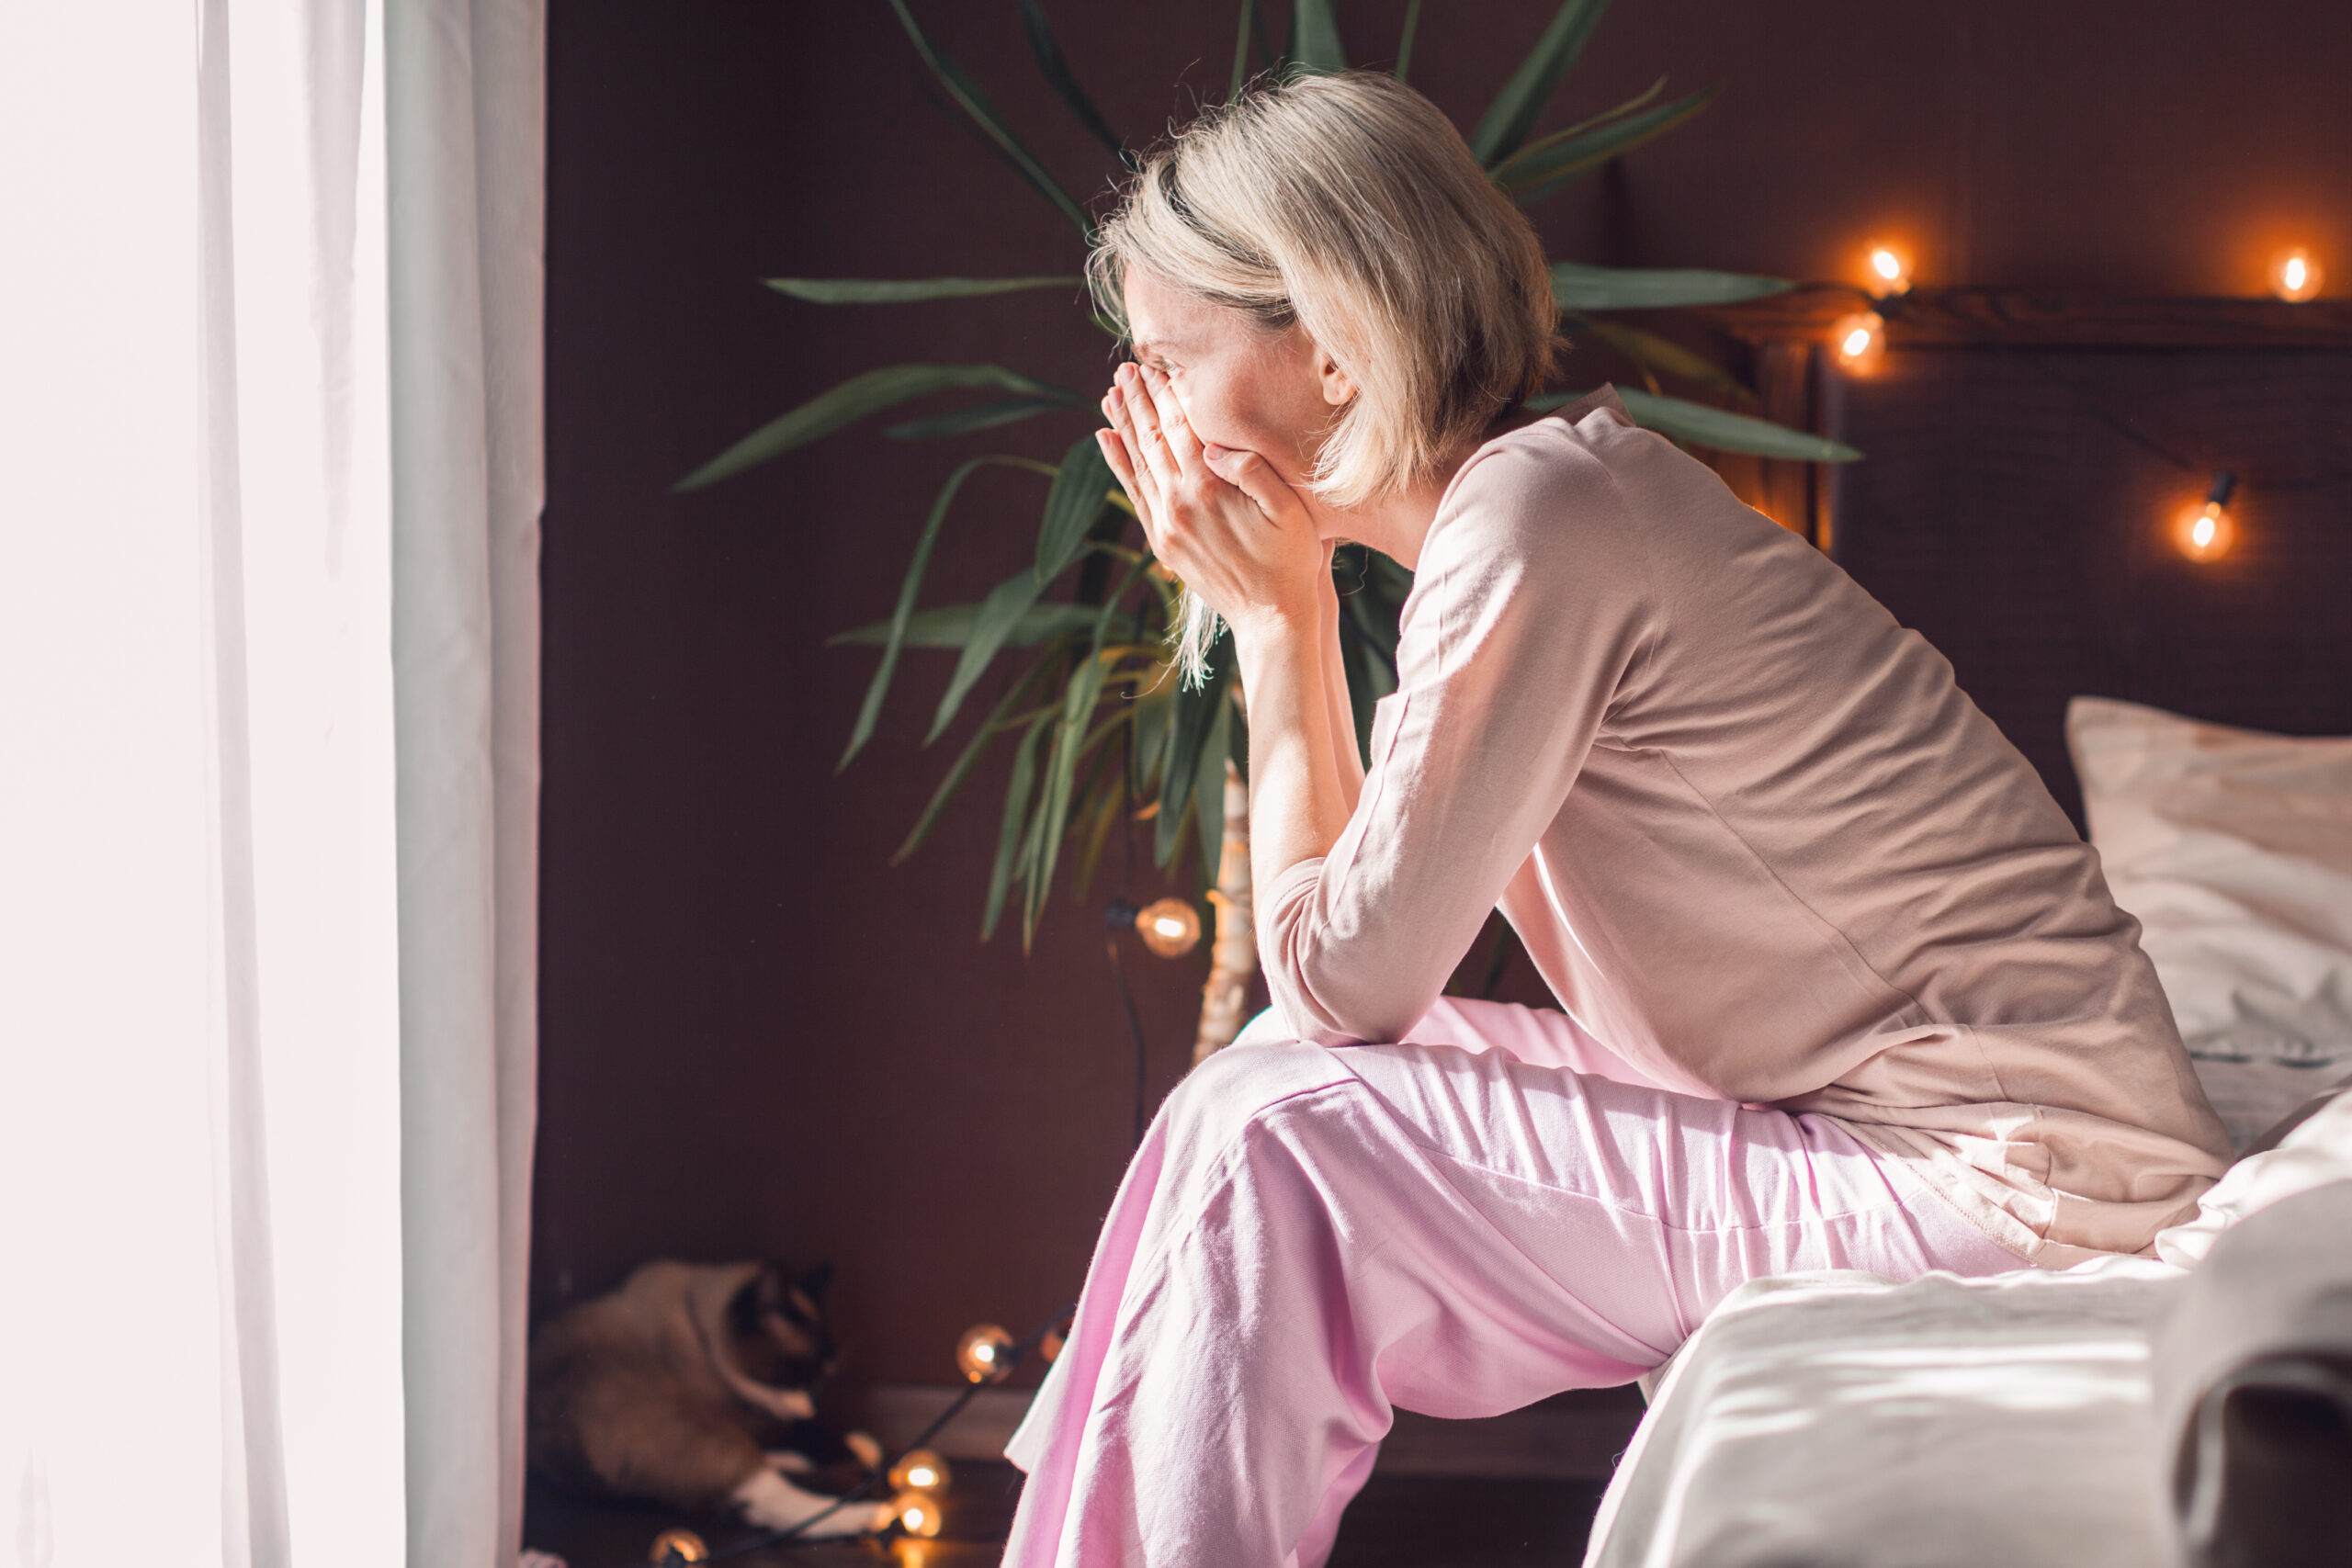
[1265, 961, 1436, 1048]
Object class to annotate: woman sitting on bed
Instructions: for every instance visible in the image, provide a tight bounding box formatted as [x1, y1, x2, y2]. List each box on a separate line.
[1001, 72, 2229, 1568]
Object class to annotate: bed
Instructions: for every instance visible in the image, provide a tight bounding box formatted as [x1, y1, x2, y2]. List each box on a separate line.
[1577, 297, 2352, 1567]
[1580, 697, 2352, 1568]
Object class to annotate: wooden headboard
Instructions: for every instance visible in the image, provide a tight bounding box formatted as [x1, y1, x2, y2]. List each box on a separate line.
[1705, 289, 2352, 827]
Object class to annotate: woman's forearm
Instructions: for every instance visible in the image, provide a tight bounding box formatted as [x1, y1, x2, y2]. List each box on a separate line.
[1234, 613, 1355, 899]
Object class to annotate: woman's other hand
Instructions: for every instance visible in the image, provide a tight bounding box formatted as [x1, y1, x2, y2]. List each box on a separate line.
[1098, 361, 1325, 639]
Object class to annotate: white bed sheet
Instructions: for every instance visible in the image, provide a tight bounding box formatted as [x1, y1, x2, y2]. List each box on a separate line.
[1583, 1258, 2185, 1568]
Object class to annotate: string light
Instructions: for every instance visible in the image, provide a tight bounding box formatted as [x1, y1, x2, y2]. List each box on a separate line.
[956, 1323, 1017, 1383]
[1041, 1315, 1070, 1363]
[2173, 470, 2238, 562]
[1108, 896, 1202, 958]
[2271, 247, 2324, 302]
[888, 1449, 952, 1494]
[1865, 243, 1913, 297]
[1829, 310, 1886, 373]
[643, 1311, 1074, 1562]
[888, 1490, 948, 1539]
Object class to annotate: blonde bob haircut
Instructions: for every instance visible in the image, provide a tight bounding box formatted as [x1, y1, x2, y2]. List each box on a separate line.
[1088, 71, 1556, 675]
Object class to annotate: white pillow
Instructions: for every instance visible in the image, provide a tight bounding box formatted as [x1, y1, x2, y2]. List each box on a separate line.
[2155, 1085, 2352, 1266]
[2067, 696, 2352, 1146]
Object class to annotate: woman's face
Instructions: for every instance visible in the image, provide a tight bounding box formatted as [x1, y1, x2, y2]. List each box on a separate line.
[1119, 267, 1348, 513]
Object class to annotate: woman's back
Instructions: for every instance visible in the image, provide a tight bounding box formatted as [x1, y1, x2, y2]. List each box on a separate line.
[1264, 390, 2230, 1262]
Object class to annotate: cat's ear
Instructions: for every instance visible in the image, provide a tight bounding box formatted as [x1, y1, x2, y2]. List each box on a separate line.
[731, 1267, 779, 1337]
[751, 1261, 793, 1311]
[798, 1261, 835, 1303]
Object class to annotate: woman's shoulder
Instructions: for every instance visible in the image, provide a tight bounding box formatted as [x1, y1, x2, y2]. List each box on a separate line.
[1428, 389, 1648, 568]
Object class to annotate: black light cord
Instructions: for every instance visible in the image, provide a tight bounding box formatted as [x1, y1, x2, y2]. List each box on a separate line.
[2007, 349, 2352, 495]
[1105, 931, 1151, 1150]
[651, 1306, 1076, 1564]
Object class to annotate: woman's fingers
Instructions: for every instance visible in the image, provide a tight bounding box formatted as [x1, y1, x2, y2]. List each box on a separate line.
[1101, 384, 1161, 538]
[1201, 443, 1306, 526]
[1094, 427, 1156, 545]
[1116, 366, 1184, 498]
[1136, 363, 1203, 472]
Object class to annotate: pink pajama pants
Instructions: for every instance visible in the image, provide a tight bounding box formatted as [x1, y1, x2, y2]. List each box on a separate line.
[1001, 997, 2022, 1568]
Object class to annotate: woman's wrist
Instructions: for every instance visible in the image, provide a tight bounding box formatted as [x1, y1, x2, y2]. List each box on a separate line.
[1225, 595, 1321, 651]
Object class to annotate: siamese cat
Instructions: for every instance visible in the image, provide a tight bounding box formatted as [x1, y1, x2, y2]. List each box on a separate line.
[527, 1259, 890, 1536]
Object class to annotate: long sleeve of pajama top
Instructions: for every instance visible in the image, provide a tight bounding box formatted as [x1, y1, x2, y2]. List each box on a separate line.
[1256, 389, 2230, 1265]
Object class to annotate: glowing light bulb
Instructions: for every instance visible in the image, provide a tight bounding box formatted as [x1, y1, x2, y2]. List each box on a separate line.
[1866, 244, 1912, 296]
[893, 1540, 944, 1568]
[2173, 471, 2238, 562]
[888, 1449, 953, 1494]
[649, 1529, 710, 1564]
[1140, 897, 1202, 957]
[1041, 1316, 1070, 1364]
[2272, 247, 2323, 302]
[1829, 310, 1886, 373]
[956, 1323, 1016, 1383]
[891, 1489, 947, 1538]
[1108, 897, 1204, 957]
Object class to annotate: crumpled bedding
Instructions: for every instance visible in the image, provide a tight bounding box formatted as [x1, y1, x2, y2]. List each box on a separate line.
[1584, 1089, 2352, 1568]
[1583, 1258, 2186, 1568]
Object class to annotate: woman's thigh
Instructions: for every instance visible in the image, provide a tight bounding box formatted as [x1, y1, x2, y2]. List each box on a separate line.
[1232, 996, 1670, 1089]
[1166, 1036, 2018, 1399]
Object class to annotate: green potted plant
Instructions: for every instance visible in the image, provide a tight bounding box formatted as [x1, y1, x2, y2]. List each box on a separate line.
[679, 0, 1858, 1050]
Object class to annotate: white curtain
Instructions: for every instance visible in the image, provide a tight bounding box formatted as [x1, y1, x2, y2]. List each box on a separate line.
[0, 1, 542, 1563]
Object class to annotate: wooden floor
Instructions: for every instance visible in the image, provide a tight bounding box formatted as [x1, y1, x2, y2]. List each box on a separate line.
[525, 1461, 1609, 1568]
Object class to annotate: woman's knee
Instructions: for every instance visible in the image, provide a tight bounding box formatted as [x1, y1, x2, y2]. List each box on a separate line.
[1159, 1041, 1356, 1160]
[1229, 1005, 1295, 1049]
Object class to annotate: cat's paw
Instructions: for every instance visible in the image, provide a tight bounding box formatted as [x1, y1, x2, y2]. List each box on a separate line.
[843, 1429, 884, 1471]
[733, 1469, 893, 1538]
[764, 1449, 816, 1475]
[793, 1498, 895, 1539]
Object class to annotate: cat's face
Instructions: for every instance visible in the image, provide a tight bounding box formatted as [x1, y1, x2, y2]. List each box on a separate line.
[726, 1260, 837, 1393]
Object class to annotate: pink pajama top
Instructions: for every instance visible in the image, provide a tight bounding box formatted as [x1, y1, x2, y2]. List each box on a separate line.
[1258, 389, 2230, 1265]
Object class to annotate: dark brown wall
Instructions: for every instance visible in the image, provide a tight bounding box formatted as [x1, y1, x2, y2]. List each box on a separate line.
[537, 1, 2352, 1385]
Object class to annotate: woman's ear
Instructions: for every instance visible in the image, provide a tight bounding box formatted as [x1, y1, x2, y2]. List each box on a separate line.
[1317, 345, 1355, 408]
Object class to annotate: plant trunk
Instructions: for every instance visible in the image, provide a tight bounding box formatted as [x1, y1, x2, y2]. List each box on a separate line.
[1192, 759, 1256, 1064]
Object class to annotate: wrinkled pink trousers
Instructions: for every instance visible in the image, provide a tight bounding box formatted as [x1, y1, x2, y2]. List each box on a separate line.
[1001, 998, 2022, 1568]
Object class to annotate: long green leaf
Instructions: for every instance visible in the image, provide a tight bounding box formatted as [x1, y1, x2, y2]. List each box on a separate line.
[1467, 0, 1611, 166]
[1193, 690, 1232, 895]
[1290, 0, 1347, 73]
[983, 710, 1056, 941]
[1035, 435, 1116, 583]
[1549, 262, 1792, 311]
[892, 655, 1060, 865]
[1229, 0, 1258, 96]
[1130, 667, 1177, 795]
[1499, 89, 1713, 205]
[887, 397, 1069, 443]
[1156, 638, 1233, 867]
[1487, 77, 1672, 181]
[1394, 0, 1423, 80]
[928, 568, 1051, 743]
[840, 455, 991, 770]
[676, 364, 1078, 491]
[1568, 315, 1747, 401]
[1025, 555, 1152, 936]
[832, 601, 1129, 650]
[764, 275, 1080, 304]
[1531, 386, 1862, 462]
[1068, 751, 1127, 902]
[1024, 650, 1114, 944]
[883, 0, 1094, 240]
[1018, 0, 1125, 161]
